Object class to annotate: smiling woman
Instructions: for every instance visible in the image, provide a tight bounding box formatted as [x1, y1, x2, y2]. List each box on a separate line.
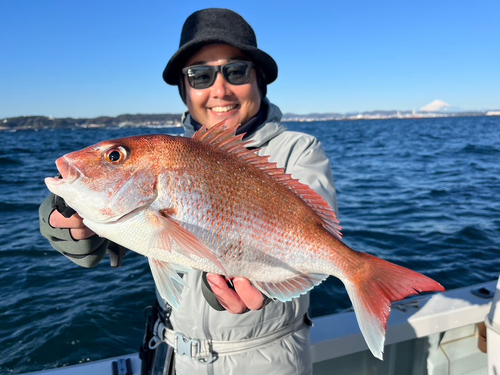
[183, 44, 262, 129]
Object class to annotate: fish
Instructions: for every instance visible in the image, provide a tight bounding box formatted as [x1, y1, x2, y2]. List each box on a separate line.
[44, 122, 444, 360]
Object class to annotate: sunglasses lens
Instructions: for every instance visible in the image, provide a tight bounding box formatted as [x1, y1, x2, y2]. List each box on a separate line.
[223, 62, 251, 85]
[186, 66, 215, 89]
[184, 62, 252, 89]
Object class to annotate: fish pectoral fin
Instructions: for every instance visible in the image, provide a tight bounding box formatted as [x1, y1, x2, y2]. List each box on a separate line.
[154, 211, 229, 277]
[253, 273, 328, 302]
[148, 257, 190, 310]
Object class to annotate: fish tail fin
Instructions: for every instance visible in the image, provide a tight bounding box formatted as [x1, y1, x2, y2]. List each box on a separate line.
[344, 252, 444, 360]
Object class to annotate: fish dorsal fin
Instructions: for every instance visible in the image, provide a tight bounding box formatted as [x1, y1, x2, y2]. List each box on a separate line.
[192, 120, 252, 151]
[193, 121, 342, 240]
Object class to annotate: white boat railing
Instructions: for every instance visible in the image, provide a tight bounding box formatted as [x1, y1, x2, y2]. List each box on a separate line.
[311, 280, 496, 362]
[485, 276, 500, 375]
[311, 280, 496, 375]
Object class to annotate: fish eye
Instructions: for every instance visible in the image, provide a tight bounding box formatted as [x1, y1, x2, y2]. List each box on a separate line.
[108, 151, 121, 162]
[105, 147, 127, 164]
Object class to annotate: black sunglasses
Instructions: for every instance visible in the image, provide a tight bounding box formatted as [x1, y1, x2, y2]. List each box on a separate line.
[181, 61, 255, 89]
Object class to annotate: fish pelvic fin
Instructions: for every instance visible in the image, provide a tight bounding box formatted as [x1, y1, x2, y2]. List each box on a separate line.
[192, 121, 342, 240]
[152, 210, 229, 278]
[148, 258, 190, 310]
[253, 273, 328, 302]
[344, 252, 445, 360]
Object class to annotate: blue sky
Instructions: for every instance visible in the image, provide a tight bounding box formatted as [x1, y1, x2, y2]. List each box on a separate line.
[1, 0, 499, 118]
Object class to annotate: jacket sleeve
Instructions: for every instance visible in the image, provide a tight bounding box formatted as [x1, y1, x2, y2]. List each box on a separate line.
[267, 133, 339, 216]
[39, 193, 115, 268]
[287, 136, 338, 215]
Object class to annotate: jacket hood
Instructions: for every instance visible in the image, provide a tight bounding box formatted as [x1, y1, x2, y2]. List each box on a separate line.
[182, 98, 288, 148]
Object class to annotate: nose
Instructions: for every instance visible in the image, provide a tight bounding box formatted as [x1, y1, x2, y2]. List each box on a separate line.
[211, 72, 233, 97]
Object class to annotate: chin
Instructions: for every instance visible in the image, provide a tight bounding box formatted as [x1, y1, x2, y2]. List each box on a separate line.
[209, 116, 239, 129]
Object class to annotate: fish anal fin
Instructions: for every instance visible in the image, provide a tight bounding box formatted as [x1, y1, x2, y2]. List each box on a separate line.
[155, 210, 228, 277]
[253, 273, 328, 302]
[148, 258, 190, 310]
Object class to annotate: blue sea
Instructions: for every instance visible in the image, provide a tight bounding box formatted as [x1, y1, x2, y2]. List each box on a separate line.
[1, 116, 499, 373]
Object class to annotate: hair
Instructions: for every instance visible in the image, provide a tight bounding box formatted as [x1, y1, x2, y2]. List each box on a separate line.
[177, 64, 268, 105]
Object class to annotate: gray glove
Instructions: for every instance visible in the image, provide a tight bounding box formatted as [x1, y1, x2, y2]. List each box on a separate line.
[39, 193, 125, 268]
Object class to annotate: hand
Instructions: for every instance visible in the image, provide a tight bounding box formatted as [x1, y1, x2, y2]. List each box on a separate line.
[206, 274, 265, 314]
[49, 210, 96, 240]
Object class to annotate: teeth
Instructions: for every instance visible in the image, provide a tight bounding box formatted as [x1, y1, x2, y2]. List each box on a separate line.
[211, 105, 237, 113]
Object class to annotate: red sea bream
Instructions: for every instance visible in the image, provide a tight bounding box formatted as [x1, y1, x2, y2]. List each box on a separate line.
[45, 122, 444, 360]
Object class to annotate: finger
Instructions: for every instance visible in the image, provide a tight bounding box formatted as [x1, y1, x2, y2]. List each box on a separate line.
[206, 274, 247, 314]
[50, 211, 96, 240]
[233, 278, 265, 310]
[50, 210, 86, 229]
[70, 227, 96, 240]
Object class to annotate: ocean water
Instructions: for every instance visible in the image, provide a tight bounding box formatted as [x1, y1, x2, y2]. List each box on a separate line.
[0, 116, 499, 373]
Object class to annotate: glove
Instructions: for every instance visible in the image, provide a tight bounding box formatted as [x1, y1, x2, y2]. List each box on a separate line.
[39, 193, 120, 268]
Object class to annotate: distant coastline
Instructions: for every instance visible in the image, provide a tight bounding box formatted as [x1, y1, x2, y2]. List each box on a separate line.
[0, 113, 183, 132]
[282, 109, 500, 122]
[2, 110, 499, 131]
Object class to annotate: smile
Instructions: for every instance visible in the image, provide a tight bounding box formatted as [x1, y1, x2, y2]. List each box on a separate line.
[210, 105, 238, 113]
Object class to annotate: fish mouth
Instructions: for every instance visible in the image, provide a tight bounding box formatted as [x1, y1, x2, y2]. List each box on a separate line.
[45, 156, 81, 186]
[56, 156, 81, 183]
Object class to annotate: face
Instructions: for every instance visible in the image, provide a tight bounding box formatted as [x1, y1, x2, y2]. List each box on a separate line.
[184, 44, 262, 129]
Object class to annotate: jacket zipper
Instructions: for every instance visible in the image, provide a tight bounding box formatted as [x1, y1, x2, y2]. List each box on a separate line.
[202, 299, 214, 375]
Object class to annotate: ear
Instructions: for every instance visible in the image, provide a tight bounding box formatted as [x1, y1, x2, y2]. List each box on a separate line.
[178, 75, 187, 105]
[255, 66, 267, 99]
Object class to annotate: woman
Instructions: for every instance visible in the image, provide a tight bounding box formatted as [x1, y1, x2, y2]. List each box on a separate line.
[40, 8, 338, 374]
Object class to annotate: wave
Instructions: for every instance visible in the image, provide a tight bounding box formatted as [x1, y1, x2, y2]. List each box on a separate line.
[0, 157, 23, 166]
[462, 143, 499, 155]
[0, 201, 41, 213]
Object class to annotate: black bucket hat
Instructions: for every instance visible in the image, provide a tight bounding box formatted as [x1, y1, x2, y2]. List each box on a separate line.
[163, 8, 278, 86]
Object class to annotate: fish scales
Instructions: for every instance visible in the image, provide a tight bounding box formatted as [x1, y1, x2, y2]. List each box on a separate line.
[158, 136, 317, 270]
[160, 138, 322, 276]
[45, 121, 444, 360]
